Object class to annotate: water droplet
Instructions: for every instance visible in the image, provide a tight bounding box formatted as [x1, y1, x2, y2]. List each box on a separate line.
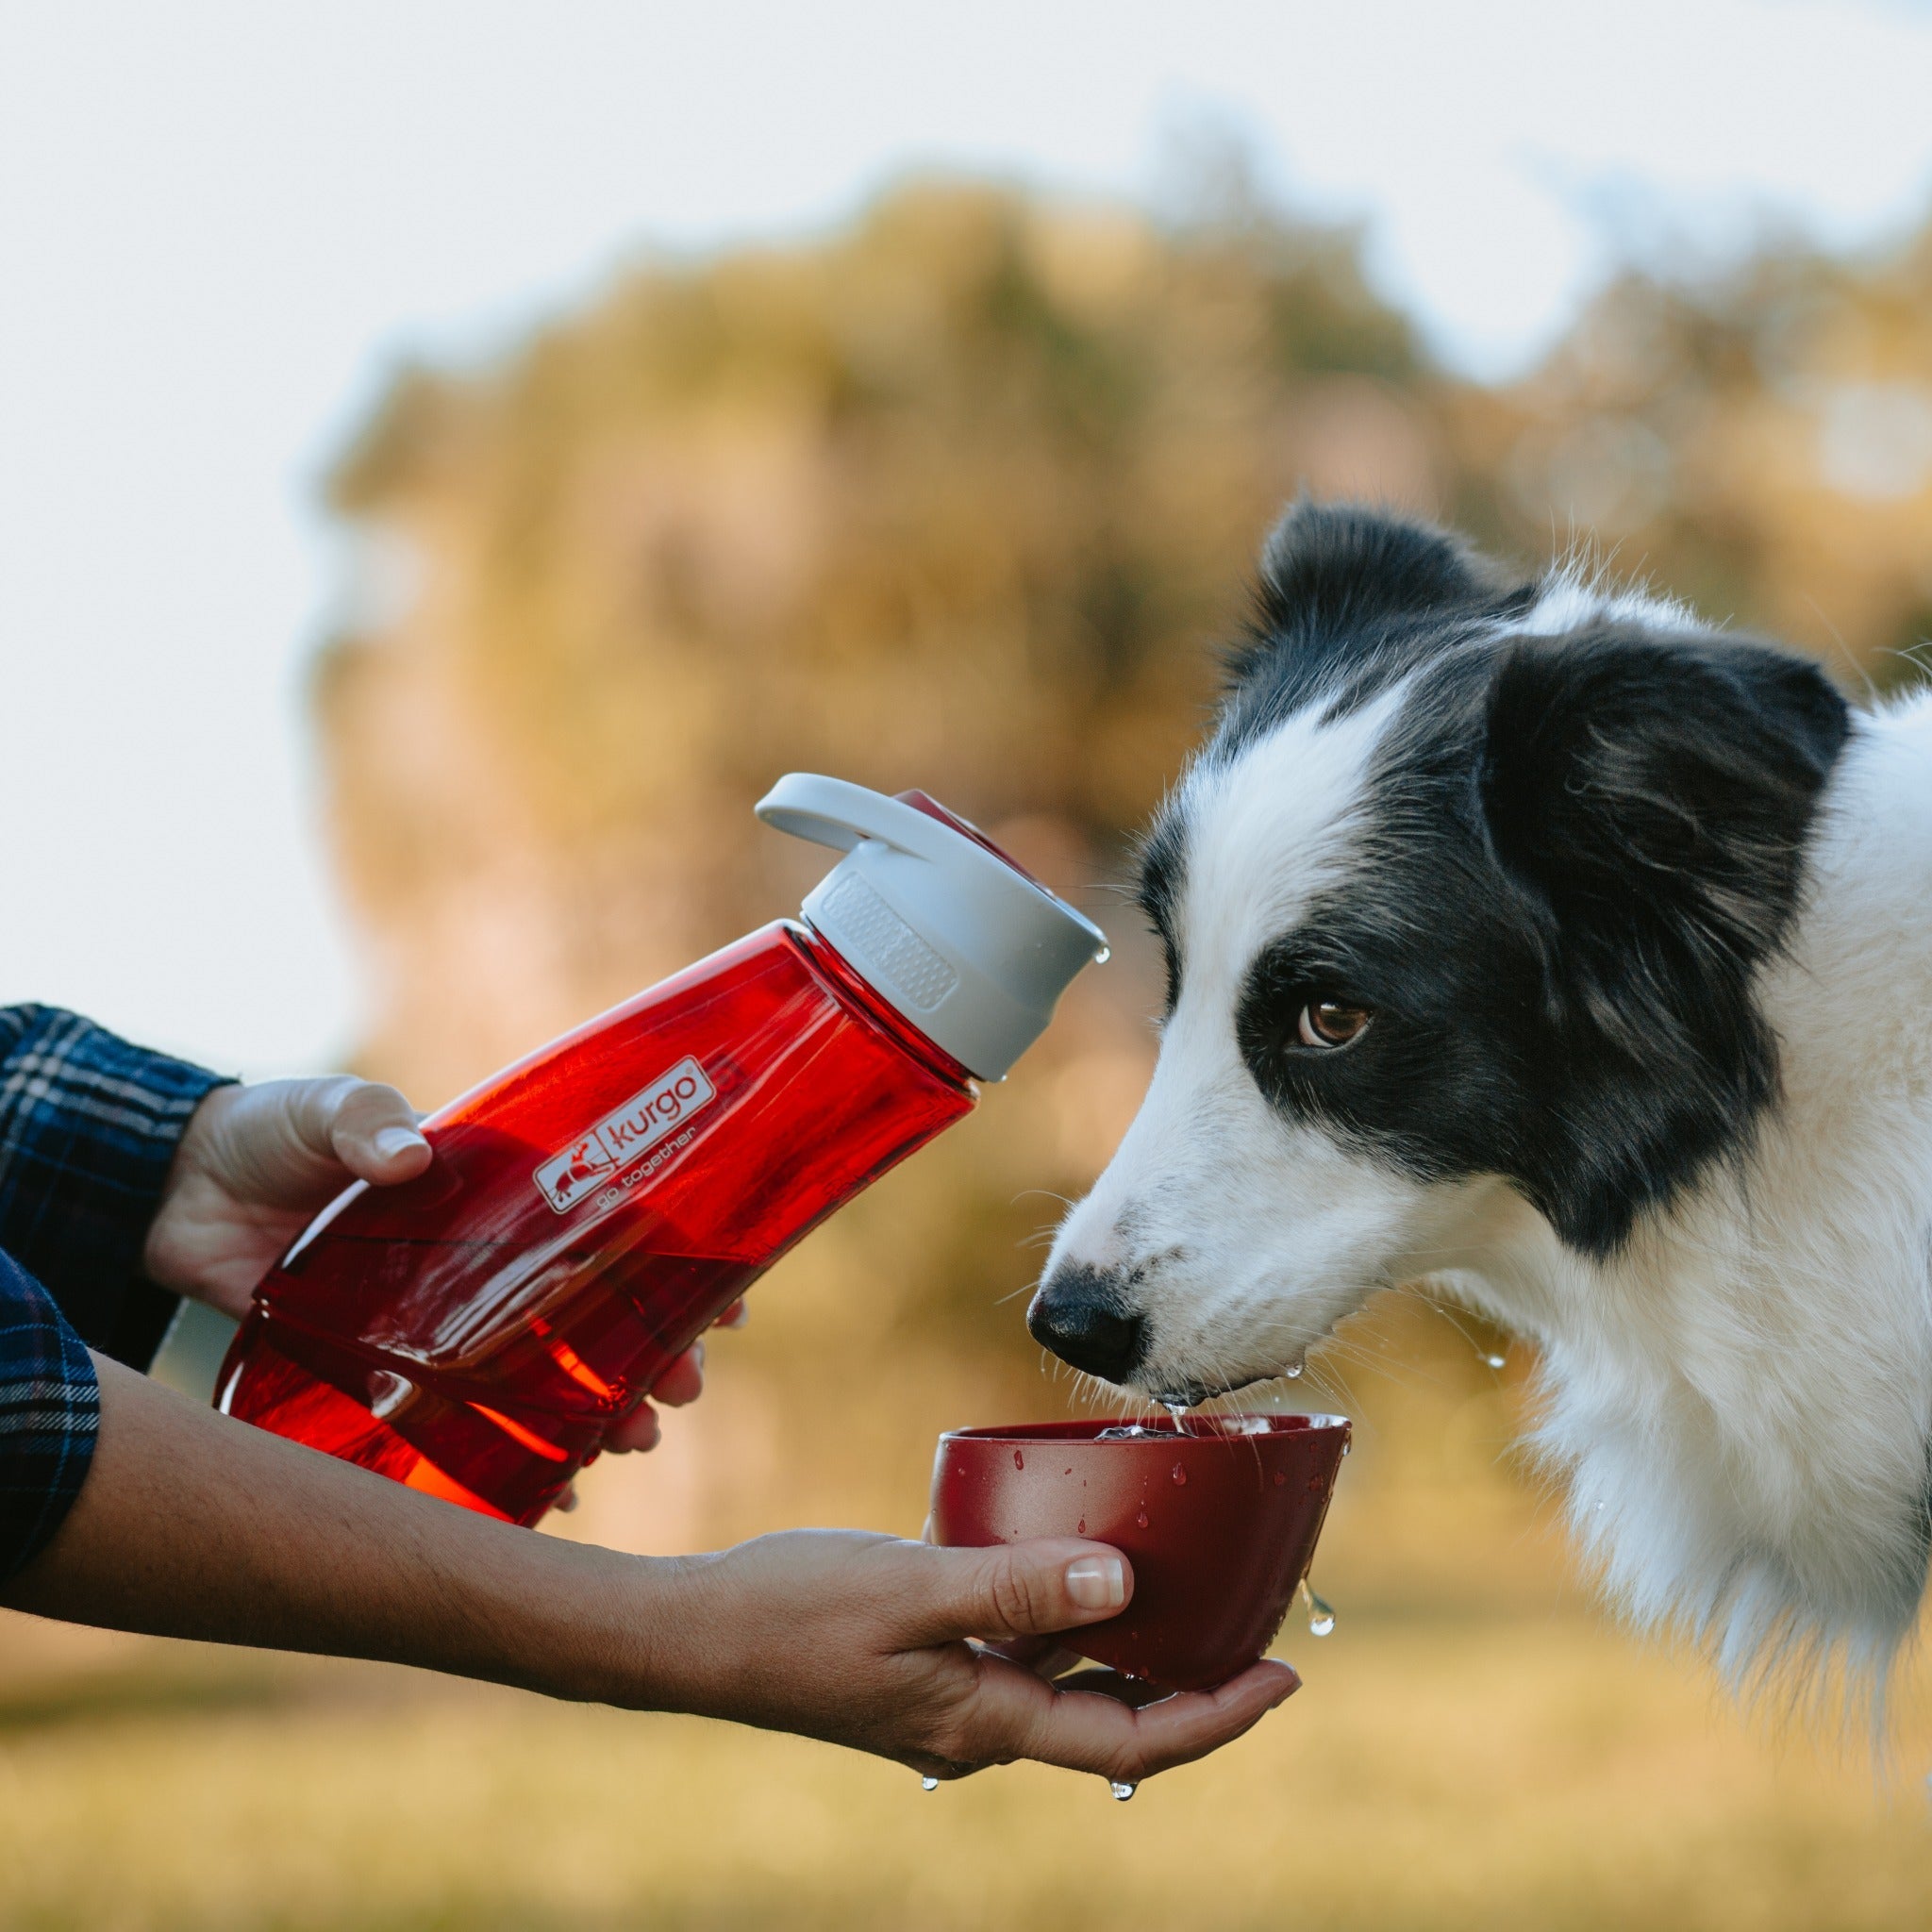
[1094, 944, 1112, 964]
[1013, 1449, 1024, 1470]
[1109, 1781, 1137, 1802]
[1485, 1353, 1507, 1370]
[1282, 1360, 1304, 1379]
[1170, 1463, 1188, 1486]
[1298, 1576, 1337, 1637]
[922, 1775, 940, 1791]
[1135, 1507, 1149, 1527]
[1064, 1466, 1074, 1474]
[1273, 1471, 1288, 1487]
[1341, 1440, 1351, 1457]
[1307, 1473, 1325, 1493]
[1077, 1517, 1087, 1535]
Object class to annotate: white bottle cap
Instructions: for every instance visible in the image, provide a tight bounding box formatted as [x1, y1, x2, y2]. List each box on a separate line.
[756, 774, 1108, 1080]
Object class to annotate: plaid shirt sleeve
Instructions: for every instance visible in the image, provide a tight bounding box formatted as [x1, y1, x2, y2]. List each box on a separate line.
[0, 1246, 101, 1583]
[0, 1006, 232, 1369]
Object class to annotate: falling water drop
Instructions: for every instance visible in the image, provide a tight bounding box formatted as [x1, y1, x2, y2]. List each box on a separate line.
[1013, 1449, 1024, 1470]
[922, 1776, 940, 1792]
[1298, 1576, 1337, 1636]
[1485, 1353, 1507, 1370]
[1282, 1361, 1305, 1380]
[1110, 1781, 1137, 1802]
[1094, 944, 1113, 964]
[1171, 1463, 1188, 1486]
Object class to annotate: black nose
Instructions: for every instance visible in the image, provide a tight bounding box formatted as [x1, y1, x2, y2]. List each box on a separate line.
[1027, 1265, 1147, 1383]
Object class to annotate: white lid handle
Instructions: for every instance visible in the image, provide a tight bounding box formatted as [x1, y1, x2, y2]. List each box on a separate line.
[754, 772, 1107, 1080]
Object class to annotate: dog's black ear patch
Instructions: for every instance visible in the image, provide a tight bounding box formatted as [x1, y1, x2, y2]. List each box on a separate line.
[1478, 626, 1850, 1251]
[1221, 502, 1531, 744]
[1253, 500, 1521, 647]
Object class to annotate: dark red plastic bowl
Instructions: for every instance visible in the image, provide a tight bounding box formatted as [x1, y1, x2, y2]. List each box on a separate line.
[929, 1414, 1350, 1692]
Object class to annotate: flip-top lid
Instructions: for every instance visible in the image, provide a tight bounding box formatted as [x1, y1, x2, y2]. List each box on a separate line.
[757, 774, 1108, 1080]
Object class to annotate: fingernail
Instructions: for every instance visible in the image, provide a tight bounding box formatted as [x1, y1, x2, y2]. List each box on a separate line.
[375, 1125, 428, 1160]
[1064, 1556, 1125, 1611]
[1268, 1667, 1302, 1706]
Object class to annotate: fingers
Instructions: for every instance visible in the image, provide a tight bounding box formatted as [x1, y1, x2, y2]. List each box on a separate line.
[953, 1654, 1299, 1785]
[603, 1337, 708, 1454]
[650, 1342, 706, 1409]
[606, 1403, 662, 1453]
[716, 1299, 749, 1329]
[902, 1539, 1134, 1647]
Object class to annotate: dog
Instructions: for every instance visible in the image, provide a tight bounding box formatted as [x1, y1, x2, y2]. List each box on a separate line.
[1031, 500, 1932, 1701]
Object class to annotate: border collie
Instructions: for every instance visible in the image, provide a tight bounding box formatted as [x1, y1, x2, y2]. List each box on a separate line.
[1032, 501, 1932, 1700]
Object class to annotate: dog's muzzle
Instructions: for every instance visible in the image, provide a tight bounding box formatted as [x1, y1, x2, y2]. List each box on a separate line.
[1026, 1264, 1148, 1384]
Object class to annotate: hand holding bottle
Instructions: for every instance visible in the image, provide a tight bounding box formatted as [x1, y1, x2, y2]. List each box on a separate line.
[144, 1078, 719, 1453]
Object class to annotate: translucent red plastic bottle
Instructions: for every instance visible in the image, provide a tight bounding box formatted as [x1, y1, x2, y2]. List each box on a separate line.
[216, 778, 1106, 1524]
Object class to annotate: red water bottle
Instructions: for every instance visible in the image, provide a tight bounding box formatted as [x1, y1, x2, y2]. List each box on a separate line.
[215, 775, 1108, 1524]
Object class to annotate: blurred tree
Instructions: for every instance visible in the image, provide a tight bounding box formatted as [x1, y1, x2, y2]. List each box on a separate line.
[312, 176, 1932, 1551]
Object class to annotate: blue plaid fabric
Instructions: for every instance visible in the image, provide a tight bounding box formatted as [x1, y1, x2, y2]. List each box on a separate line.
[0, 1247, 103, 1581]
[0, 1006, 229, 1581]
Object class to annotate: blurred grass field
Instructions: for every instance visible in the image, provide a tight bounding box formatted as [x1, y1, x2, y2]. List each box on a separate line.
[4, 1592, 1931, 1930]
[8, 1291, 1932, 1932]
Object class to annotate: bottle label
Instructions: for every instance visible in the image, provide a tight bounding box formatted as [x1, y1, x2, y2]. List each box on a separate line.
[532, 1055, 718, 1214]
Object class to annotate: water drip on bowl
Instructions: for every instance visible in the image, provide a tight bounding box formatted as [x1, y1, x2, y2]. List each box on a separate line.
[1013, 1449, 1024, 1469]
[1170, 1463, 1188, 1486]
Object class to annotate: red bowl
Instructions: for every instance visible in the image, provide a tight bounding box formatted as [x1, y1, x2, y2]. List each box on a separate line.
[929, 1414, 1350, 1693]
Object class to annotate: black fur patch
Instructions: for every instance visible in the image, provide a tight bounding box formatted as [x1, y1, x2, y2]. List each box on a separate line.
[1139, 503, 1532, 1012]
[1173, 506, 1851, 1257]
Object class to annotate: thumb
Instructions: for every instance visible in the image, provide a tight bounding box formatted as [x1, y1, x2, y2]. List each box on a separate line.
[909, 1539, 1132, 1646]
[292, 1076, 431, 1185]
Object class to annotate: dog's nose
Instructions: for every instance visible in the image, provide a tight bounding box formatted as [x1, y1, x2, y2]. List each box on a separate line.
[1027, 1265, 1147, 1383]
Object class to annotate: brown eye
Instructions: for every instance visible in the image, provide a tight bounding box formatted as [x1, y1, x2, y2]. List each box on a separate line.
[1297, 999, 1372, 1049]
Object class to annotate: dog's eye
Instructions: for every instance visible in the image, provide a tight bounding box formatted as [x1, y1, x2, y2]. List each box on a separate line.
[1296, 999, 1372, 1049]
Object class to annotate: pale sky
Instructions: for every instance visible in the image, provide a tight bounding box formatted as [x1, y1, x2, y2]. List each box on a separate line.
[3, 0, 1930, 1083]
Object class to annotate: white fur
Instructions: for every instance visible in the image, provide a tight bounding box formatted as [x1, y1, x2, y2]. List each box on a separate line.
[1049, 576, 1932, 1702]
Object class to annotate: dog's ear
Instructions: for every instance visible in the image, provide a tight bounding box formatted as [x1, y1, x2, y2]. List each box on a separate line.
[1480, 626, 1849, 1048]
[1249, 501, 1523, 652]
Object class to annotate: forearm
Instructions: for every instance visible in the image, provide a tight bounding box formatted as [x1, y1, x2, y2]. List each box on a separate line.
[2, 1355, 675, 1707]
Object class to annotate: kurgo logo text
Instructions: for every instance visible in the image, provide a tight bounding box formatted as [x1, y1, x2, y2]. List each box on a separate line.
[533, 1057, 717, 1214]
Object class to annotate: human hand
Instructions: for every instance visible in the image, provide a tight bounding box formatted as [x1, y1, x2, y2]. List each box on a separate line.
[142, 1079, 722, 1450]
[646, 1529, 1298, 1787]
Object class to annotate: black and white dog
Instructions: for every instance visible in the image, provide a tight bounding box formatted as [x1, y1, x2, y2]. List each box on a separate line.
[1032, 501, 1932, 1694]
